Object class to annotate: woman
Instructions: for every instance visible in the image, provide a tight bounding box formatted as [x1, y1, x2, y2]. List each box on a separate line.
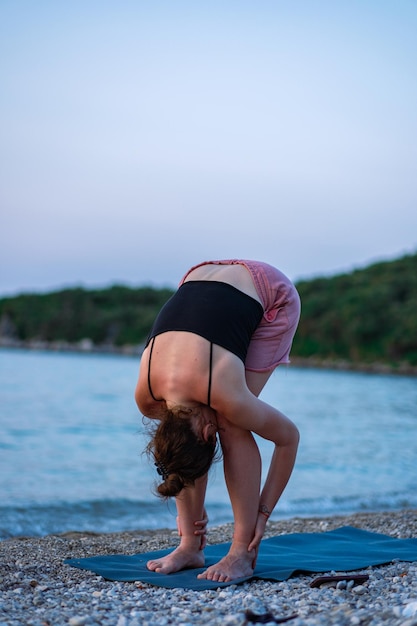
[135, 259, 301, 582]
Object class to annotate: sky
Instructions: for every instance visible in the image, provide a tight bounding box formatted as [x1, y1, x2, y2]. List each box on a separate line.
[1, 0, 416, 296]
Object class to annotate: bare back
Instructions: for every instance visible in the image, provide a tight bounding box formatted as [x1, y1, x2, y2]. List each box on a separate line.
[135, 264, 261, 416]
[183, 263, 263, 306]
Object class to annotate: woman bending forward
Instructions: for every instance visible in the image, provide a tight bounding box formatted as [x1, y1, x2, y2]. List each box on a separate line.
[135, 259, 301, 583]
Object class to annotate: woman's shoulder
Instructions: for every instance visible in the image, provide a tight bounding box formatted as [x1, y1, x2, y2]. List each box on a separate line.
[134, 365, 164, 418]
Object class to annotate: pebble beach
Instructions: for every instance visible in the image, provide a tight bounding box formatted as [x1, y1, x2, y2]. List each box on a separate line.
[1, 510, 417, 626]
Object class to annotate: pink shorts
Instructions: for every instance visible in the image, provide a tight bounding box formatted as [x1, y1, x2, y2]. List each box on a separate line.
[180, 259, 301, 372]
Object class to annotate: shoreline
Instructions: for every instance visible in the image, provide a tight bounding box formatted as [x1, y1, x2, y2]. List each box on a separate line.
[1, 509, 416, 625]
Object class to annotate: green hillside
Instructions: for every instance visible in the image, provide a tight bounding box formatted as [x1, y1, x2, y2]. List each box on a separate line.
[1, 252, 416, 368]
[292, 252, 417, 366]
[0, 285, 173, 348]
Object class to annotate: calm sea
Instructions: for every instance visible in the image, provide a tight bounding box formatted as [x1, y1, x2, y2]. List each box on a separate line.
[0, 348, 416, 539]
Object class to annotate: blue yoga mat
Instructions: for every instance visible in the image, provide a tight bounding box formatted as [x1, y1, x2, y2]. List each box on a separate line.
[65, 526, 417, 590]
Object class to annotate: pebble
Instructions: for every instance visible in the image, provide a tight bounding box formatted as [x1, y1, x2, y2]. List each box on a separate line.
[403, 601, 417, 618]
[0, 510, 417, 625]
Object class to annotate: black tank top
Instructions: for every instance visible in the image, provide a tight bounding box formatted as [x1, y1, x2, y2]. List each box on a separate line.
[146, 280, 263, 362]
[145, 281, 264, 406]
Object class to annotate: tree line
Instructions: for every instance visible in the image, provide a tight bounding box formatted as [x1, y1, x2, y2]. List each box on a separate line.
[292, 252, 417, 366]
[1, 252, 416, 367]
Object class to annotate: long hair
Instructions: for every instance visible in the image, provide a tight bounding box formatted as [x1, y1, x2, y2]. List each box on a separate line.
[145, 406, 219, 498]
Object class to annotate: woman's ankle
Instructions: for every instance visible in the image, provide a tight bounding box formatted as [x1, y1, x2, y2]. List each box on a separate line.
[229, 538, 253, 556]
[178, 533, 203, 552]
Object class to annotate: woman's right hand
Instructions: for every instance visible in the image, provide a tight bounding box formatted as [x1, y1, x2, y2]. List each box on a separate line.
[247, 511, 268, 566]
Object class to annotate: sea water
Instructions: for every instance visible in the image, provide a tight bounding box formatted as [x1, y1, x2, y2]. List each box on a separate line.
[0, 348, 416, 539]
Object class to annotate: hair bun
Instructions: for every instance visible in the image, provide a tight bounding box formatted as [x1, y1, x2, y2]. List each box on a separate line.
[157, 473, 185, 498]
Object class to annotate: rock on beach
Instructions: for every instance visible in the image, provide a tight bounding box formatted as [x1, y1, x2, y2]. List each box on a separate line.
[1, 510, 417, 626]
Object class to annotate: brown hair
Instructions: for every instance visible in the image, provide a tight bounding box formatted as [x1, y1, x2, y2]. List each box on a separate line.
[145, 406, 219, 498]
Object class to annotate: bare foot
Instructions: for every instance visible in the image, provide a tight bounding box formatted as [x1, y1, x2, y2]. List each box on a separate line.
[147, 546, 205, 574]
[197, 543, 255, 582]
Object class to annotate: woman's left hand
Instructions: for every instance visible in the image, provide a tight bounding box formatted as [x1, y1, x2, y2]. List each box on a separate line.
[194, 508, 209, 549]
[176, 508, 209, 550]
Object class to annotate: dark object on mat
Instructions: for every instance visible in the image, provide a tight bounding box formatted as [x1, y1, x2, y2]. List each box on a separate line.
[310, 573, 370, 588]
[245, 609, 299, 623]
[65, 526, 417, 591]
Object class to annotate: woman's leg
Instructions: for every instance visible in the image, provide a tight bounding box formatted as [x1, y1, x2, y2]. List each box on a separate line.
[221, 424, 261, 547]
[198, 369, 275, 582]
[147, 474, 208, 574]
[244, 369, 275, 397]
[196, 421, 261, 582]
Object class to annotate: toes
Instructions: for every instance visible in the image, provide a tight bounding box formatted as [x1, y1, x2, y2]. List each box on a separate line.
[205, 569, 227, 582]
[147, 560, 163, 572]
[197, 567, 232, 582]
[147, 564, 165, 574]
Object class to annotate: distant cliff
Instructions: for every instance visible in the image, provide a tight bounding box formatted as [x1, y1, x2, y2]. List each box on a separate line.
[1, 253, 416, 372]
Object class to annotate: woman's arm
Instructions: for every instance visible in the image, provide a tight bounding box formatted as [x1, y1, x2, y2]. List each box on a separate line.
[249, 413, 299, 550]
[214, 389, 299, 550]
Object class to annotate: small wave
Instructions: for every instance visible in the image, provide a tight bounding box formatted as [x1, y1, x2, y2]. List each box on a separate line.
[0, 499, 175, 540]
[274, 491, 417, 520]
[1, 491, 415, 540]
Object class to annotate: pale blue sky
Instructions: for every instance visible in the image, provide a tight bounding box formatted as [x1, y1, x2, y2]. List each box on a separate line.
[1, 0, 416, 295]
